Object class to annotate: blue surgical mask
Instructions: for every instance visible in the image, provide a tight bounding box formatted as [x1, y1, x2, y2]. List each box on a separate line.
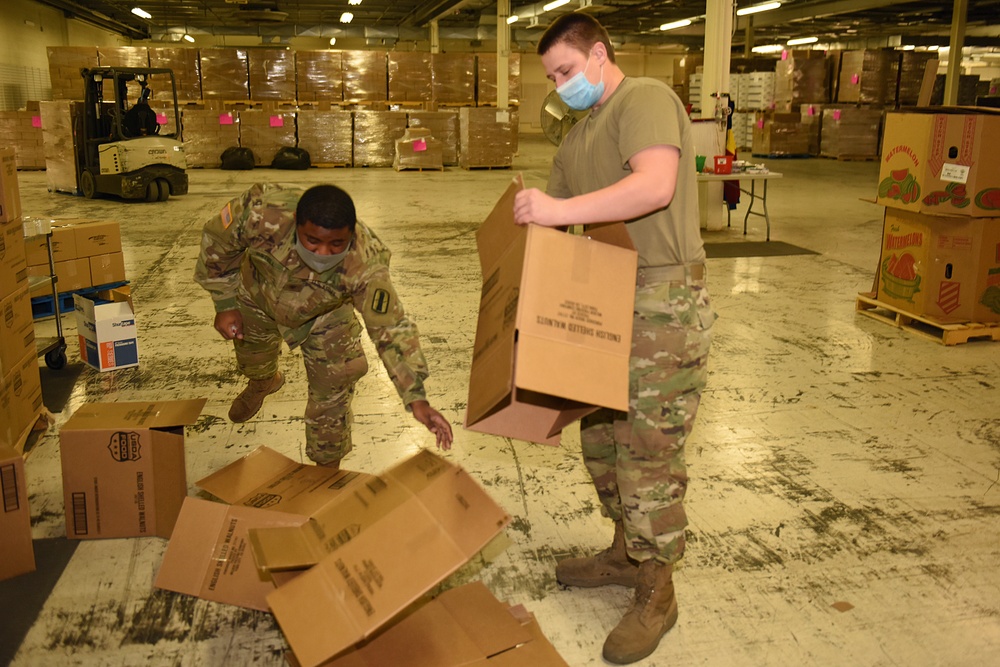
[295, 235, 350, 273]
[557, 51, 605, 111]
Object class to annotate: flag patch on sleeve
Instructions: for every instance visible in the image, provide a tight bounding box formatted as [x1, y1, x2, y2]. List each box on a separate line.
[220, 202, 234, 229]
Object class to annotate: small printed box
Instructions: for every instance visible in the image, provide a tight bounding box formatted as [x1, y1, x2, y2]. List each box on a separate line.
[74, 286, 138, 372]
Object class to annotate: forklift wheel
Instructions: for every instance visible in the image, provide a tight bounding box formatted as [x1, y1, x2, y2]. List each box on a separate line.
[81, 171, 97, 199]
[45, 347, 67, 370]
[157, 178, 170, 201]
[145, 180, 162, 202]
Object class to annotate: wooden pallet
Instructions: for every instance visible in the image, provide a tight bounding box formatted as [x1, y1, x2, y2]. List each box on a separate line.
[312, 162, 351, 168]
[394, 165, 445, 172]
[855, 292, 1000, 345]
[819, 154, 878, 161]
[461, 164, 512, 171]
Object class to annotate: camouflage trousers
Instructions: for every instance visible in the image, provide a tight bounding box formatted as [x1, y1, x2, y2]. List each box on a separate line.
[580, 271, 715, 565]
[234, 290, 369, 466]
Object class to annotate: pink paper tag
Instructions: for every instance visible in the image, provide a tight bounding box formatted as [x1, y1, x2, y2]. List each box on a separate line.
[851, 74, 860, 84]
[781, 50, 788, 61]
[31, 116, 41, 128]
[807, 105, 815, 116]
[757, 119, 764, 129]
[833, 110, 842, 121]
[219, 113, 234, 125]
[156, 113, 168, 125]
[269, 115, 284, 128]
[413, 139, 427, 152]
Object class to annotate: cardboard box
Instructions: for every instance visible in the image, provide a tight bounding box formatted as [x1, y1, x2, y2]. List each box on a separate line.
[0, 216, 28, 301]
[155, 448, 377, 610]
[75, 286, 138, 372]
[464, 177, 637, 445]
[59, 398, 206, 539]
[0, 148, 22, 224]
[49, 257, 91, 293]
[0, 351, 44, 453]
[257, 449, 511, 667]
[0, 284, 35, 378]
[878, 109, 1000, 217]
[24, 223, 78, 266]
[876, 208, 1000, 322]
[73, 220, 122, 258]
[89, 251, 126, 286]
[305, 581, 568, 667]
[0, 443, 35, 582]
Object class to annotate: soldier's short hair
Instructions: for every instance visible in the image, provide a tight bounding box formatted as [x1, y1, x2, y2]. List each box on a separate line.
[537, 13, 616, 63]
[296, 184, 357, 232]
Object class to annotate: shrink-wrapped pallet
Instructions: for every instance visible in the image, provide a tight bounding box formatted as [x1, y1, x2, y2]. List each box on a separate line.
[819, 107, 883, 160]
[459, 107, 518, 168]
[837, 49, 900, 106]
[407, 111, 458, 166]
[295, 51, 343, 102]
[898, 52, 937, 106]
[47, 47, 99, 101]
[352, 110, 406, 167]
[394, 127, 443, 171]
[181, 109, 240, 168]
[200, 49, 249, 100]
[40, 101, 81, 193]
[775, 53, 829, 111]
[249, 48, 296, 101]
[97, 46, 149, 103]
[751, 111, 810, 156]
[148, 47, 202, 103]
[0, 104, 45, 169]
[432, 53, 475, 106]
[296, 110, 353, 165]
[476, 53, 521, 105]
[237, 110, 296, 166]
[388, 52, 432, 103]
[343, 51, 387, 102]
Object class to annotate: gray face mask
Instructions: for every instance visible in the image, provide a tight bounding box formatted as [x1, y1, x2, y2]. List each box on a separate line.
[295, 234, 351, 273]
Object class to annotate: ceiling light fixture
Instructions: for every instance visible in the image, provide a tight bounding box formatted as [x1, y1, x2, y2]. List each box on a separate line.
[660, 19, 692, 31]
[751, 44, 785, 54]
[131, 7, 152, 19]
[507, 15, 519, 24]
[348, 0, 362, 4]
[182, 34, 195, 42]
[736, 2, 781, 17]
[542, 0, 570, 11]
[340, 12, 353, 23]
[329, 37, 337, 46]
[901, 44, 915, 51]
[786, 36, 817, 46]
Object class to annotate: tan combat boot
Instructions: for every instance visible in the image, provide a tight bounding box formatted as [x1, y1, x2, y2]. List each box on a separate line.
[555, 520, 639, 588]
[602, 559, 678, 664]
[228, 371, 284, 423]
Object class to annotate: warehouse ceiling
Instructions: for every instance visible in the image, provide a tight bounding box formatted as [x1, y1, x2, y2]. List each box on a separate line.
[34, 0, 1000, 50]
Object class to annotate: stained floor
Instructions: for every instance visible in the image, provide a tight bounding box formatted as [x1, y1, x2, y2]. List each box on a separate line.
[5, 135, 1000, 667]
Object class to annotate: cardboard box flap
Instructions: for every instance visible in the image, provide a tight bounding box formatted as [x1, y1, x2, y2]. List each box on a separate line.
[62, 398, 207, 431]
[155, 497, 306, 611]
[582, 222, 636, 251]
[466, 386, 596, 444]
[475, 174, 525, 275]
[196, 446, 300, 503]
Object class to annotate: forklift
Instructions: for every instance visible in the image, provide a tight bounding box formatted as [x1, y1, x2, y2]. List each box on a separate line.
[77, 67, 188, 201]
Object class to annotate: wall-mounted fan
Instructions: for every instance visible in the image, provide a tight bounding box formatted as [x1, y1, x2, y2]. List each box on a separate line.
[540, 90, 589, 146]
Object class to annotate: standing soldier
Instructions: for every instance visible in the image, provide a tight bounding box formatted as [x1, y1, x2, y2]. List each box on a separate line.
[513, 13, 716, 665]
[195, 183, 453, 467]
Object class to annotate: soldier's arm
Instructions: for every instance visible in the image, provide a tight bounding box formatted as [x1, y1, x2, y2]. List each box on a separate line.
[194, 184, 262, 312]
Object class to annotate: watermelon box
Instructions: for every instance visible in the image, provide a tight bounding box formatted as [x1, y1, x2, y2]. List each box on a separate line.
[877, 108, 1000, 218]
[876, 208, 1000, 323]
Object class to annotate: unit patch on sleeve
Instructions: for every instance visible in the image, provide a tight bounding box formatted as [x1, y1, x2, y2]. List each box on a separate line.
[220, 202, 234, 229]
[363, 280, 400, 327]
[370, 288, 391, 314]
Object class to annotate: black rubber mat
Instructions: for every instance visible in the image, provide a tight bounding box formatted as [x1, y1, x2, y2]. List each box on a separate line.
[705, 241, 819, 258]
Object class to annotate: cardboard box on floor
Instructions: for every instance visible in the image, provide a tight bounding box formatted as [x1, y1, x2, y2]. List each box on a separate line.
[464, 175, 637, 446]
[878, 108, 1000, 218]
[59, 398, 206, 539]
[74, 285, 139, 371]
[255, 449, 511, 667]
[155, 446, 376, 610]
[0, 442, 35, 582]
[288, 581, 568, 667]
[876, 208, 1000, 322]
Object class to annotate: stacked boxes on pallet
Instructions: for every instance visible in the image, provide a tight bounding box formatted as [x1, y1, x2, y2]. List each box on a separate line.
[343, 51, 388, 102]
[799, 104, 824, 156]
[0, 102, 45, 169]
[433, 53, 476, 106]
[873, 109, 1000, 323]
[248, 49, 296, 101]
[181, 109, 240, 168]
[39, 100, 81, 194]
[774, 52, 829, 112]
[97, 46, 149, 103]
[0, 149, 43, 453]
[476, 53, 522, 105]
[819, 107, 883, 160]
[407, 111, 459, 166]
[46, 46, 98, 101]
[393, 127, 444, 171]
[148, 47, 202, 103]
[237, 110, 297, 166]
[296, 110, 353, 166]
[898, 52, 937, 107]
[459, 107, 518, 169]
[752, 111, 810, 157]
[353, 110, 407, 167]
[25, 220, 125, 300]
[837, 49, 900, 106]
[200, 48, 249, 101]
[295, 51, 343, 103]
[388, 52, 433, 103]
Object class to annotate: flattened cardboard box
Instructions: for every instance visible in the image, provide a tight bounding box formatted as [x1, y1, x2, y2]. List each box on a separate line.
[60, 398, 206, 539]
[0, 443, 35, 581]
[289, 581, 568, 667]
[464, 176, 638, 445]
[155, 447, 375, 610]
[256, 449, 511, 667]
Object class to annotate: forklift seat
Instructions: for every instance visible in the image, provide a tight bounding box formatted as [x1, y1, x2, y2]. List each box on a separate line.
[123, 102, 159, 137]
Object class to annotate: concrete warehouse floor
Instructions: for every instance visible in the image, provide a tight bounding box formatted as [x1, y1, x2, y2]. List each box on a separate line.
[4, 134, 999, 667]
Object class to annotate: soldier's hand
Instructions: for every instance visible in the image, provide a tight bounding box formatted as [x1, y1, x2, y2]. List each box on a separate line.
[214, 309, 244, 340]
[409, 400, 453, 451]
[513, 188, 566, 227]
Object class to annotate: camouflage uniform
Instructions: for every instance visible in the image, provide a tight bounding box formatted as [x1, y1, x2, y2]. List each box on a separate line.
[580, 269, 715, 564]
[194, 183, 429, 464]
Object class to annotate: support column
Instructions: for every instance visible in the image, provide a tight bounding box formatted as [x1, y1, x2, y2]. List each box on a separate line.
[430, 20, 440, 54]
[497, 0, 510, 109]
[744, 17, 754, 58]
[944, 0, 967, 105]
[699, 0, 734, 232]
